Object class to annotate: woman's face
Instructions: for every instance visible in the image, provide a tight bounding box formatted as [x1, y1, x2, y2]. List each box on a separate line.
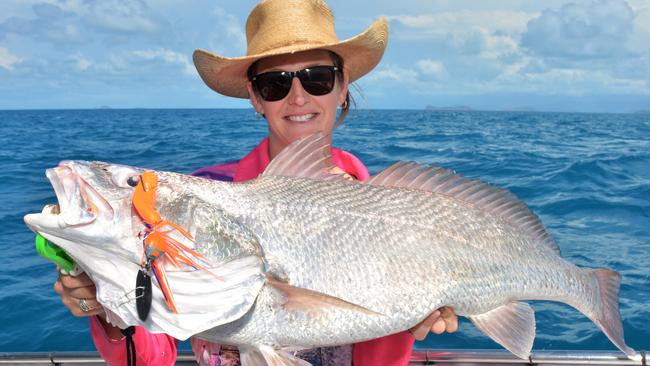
[247, 49, 349, 159]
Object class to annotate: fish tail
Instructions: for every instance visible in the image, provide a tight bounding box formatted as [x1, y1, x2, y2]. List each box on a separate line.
[583, 269, 635, 356]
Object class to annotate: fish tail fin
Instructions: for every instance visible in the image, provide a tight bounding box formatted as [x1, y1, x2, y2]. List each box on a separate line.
[583, 269, 635, 356]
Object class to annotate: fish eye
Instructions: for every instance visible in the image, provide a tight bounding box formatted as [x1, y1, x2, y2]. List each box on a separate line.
[126, 176, 141, 187]
[109, 165, 143, 188]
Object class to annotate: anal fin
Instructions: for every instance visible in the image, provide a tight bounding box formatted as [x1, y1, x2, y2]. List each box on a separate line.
[469, 301, 536, 359]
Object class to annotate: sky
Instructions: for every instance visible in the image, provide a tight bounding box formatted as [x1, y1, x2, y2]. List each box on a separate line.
[1, 0, 649, 112]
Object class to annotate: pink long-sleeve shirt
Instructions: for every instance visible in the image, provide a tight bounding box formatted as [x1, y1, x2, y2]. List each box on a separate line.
[91, 137, 415, 365]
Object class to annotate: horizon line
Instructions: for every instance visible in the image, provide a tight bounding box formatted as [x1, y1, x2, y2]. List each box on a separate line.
[1, 107, 648, 115]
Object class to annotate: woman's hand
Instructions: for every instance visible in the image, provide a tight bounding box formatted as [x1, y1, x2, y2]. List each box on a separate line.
[54, 271, 128, 339]
[409, 307, 458, 340]
[54, 271, 105, 317]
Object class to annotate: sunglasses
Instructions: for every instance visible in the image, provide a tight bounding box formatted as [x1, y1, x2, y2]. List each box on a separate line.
[251, 65, 339, 102]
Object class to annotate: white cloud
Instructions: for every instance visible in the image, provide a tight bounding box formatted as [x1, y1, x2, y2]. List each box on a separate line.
[93, 53, 129, 74]
[492, 68, 649, 95]
[521, 0, 636, 59]
[365, 54, 649, 98]
[416, 59, 449, 81]
[387, 10, 528, 74]
[0, 1, 39, 22]
[387, 11, 534, 41]
[627, 3, 650, 54]
[381, 1, 650, 101]
[478, 32, 519, 61]
[368, 64, 419, 83]
[203, 6, 246, 56]
[0, 2, 86, 43]
[49, 0, 86, 14]
[131, 48, 195, 75]
[3, 1, 648, 111]
[85, 0, 161, 34]
[0, 47, 21, 70]
[70, 52, 92, 71]
[0, 0, 163, 44]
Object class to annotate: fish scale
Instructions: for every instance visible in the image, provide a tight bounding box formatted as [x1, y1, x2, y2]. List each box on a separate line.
[195, 173, 585, 335]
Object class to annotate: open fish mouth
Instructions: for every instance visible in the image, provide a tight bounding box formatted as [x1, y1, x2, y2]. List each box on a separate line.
[25, 162, 114, 231]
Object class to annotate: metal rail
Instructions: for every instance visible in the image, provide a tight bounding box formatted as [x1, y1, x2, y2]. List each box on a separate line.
[410, 349, 646, 365]
[0, 349, 645, 365]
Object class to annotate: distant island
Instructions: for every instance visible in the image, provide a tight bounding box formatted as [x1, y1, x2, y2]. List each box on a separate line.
[424, 105, 538, 112]
[425, 105, 474, 111]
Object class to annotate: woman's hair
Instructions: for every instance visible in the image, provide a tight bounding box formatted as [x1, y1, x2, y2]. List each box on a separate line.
[247, 51, 353, 125]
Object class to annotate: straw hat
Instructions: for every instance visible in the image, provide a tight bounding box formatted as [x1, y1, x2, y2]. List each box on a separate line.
[193, 0, 388, 98]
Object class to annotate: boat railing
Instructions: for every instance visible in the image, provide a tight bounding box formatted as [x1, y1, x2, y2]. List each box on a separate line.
[0, 349, 645, 365]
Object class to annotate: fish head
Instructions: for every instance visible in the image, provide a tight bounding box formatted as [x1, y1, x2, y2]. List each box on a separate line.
[24, 160, 145, 273]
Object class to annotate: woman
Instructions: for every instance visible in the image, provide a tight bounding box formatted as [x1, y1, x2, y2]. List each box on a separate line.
[54, 0, 458, 365]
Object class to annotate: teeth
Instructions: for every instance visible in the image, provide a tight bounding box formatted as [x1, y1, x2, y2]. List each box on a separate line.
[287, 113, 315, 122]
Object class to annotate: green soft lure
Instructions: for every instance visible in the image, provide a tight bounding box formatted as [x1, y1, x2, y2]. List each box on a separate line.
[35, 234, 79, 274]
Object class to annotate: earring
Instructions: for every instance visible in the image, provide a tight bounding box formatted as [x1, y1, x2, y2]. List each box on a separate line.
[255, 111, 263, 119]
[341, 100, 348, 109]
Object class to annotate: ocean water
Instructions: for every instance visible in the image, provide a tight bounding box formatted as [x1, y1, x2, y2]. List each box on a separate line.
[0, 108, 648, 353]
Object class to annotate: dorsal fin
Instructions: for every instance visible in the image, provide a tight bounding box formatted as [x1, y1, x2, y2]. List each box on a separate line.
[261, 132, 352, 182]
[367, 162, 560, 255]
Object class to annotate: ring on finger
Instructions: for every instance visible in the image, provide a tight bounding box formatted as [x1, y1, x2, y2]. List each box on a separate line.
[79, 298, 94, 312]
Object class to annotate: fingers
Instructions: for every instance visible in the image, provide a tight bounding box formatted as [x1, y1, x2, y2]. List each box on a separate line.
[410, 307, 459, 340]
[441, 306, 459, 333]
[431, 317, 447, 334]
[55, 272, 104, 317]
[431, 307, 458, 334]
[410, 310, 440, 340]
[328, 166, 356, 181]
[53, 278, 64, 295]
[57, 272, 97, 298]
[59, 272, 94, 288]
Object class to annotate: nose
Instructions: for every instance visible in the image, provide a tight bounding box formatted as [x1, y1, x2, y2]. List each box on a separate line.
[286, 76, 308, 106]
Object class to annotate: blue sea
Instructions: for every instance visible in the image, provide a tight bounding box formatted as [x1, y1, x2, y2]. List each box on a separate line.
[0, 109, 648, 354]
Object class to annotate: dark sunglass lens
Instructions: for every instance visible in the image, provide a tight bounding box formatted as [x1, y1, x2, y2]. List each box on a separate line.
[300, 67, 335, 96]
[255, 72, 292, 101]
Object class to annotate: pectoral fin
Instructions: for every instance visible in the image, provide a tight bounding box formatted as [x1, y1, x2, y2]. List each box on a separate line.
[268, 278, 383, 317]
[469, 301, 536, 359]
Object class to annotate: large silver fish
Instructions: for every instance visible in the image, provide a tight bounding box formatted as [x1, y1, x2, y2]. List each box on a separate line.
[24, 134, 635, 365]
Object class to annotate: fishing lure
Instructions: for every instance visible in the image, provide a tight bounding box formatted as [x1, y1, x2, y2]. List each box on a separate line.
[131, 171, 216, 318]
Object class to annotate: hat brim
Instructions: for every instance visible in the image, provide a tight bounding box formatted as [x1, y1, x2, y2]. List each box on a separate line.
[193, 17, 388, 99]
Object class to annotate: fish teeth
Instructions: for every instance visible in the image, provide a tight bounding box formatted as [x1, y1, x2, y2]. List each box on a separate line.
[287, 113, 315, 122]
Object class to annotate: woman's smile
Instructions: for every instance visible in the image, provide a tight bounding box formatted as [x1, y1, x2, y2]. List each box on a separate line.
[285, 112, 319, 123]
